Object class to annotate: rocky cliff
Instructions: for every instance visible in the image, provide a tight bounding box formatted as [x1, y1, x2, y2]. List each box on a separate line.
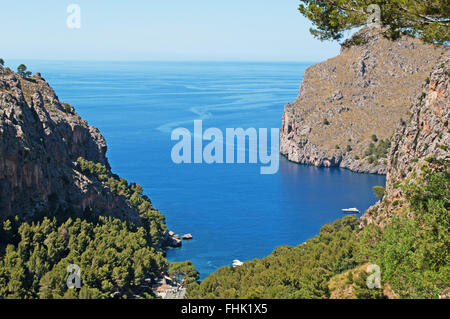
[280, 27, 446, 174]
[362, 54, 449, 227]
[0, 65, 181, 248]
[0, 66, 137, 220]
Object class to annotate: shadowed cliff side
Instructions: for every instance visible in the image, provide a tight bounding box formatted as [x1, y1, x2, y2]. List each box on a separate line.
[0, 66, 138, 221]
[0, 65, 183, 250]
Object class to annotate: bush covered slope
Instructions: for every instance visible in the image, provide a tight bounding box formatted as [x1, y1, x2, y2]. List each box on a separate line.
[188, 164, 449, 299]
[189, 57, 450, 299]
[0, 65, 178, 298]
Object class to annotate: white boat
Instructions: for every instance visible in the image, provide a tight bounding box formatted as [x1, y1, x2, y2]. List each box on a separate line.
[232, 260, 243, 267]
[342, 208, 360, 213]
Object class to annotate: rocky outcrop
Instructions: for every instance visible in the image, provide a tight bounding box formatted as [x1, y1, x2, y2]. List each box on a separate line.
[362, 54, 449, 226]
[281, 27, 446, 174]
[0, 65, 179, 252]
[182, 233, 193, 240]
[0, 67, 119, 219]
[164, 231, 182, 247]
[0, 66, 140, 220]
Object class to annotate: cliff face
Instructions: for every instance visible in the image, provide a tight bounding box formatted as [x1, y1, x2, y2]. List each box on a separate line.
[0, 66, 140, 221]
[280, 27, 446, 174]
[362, 54, 449, 226]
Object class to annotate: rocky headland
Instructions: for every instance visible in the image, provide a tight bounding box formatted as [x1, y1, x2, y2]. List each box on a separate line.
[280, 27, 447, 174]
[0, 65, 180, 251]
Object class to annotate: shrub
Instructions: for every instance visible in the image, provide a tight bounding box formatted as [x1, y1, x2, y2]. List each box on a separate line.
[364, 139, 391, 159]
[63, 103, 74, 113]
[17, 64, 32, 77]
[373, 186, 386, 199]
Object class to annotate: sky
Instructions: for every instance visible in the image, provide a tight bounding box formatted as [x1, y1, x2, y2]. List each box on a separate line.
[0, 0, 341, 62]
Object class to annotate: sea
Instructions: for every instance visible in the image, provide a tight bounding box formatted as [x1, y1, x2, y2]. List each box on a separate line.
[13, 61, 386, 279]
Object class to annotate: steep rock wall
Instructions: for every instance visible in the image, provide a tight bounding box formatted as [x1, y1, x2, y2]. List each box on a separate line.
[280, 27, 446, 174]
[0, 66, 138, 221]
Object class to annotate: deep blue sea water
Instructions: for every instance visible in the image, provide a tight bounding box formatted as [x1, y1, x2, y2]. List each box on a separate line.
[14, 61, 385, 279]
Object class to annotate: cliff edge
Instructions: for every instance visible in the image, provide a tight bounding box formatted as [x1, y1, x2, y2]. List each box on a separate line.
[362, 54, 449, 227]
[0, 66, 136, 220]
[280, 27, 446, 174]
[0, 65, 180, 249]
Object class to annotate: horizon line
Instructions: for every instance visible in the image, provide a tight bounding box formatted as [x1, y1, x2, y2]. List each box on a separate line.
[3, 58, 321, 64]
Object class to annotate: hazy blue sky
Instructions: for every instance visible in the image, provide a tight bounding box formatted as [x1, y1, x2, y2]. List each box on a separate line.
[1, 0, 342, 62]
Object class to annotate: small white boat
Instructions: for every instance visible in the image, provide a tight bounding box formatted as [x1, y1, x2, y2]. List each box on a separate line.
[342, 208, 360, 214]
[232, 260, 243, 267]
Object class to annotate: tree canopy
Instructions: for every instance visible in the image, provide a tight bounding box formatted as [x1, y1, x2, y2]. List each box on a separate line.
[0, 216, 168, 299]
[17, 64, 32, 77]
[298, 0, 450, 43]
[0, 158, 175, 299]
[169, 261, 200, 286]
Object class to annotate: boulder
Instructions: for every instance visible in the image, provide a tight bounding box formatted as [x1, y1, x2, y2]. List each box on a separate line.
[182, 233, 193, 240]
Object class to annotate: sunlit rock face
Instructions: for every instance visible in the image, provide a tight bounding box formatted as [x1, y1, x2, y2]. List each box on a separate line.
[280, 27, 446, 174]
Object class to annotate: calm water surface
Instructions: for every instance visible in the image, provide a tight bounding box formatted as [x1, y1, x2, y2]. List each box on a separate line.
[16, 61, 386, 278]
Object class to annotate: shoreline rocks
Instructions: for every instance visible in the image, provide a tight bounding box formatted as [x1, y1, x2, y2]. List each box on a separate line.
[163, 230, 182, 248]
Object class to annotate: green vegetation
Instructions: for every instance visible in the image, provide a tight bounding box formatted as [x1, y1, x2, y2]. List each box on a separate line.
[0, 59, 4, 66]
[323, 118, 330, 125]
[373, 186, 385, 198]
[17, 64, 32, 77]
[188, 162, 449, 299]
[367, 156, 378, 165]
[188, 216, 362, 299]
[77, 157, 167, 246]
[0, 216, 168, 299]
[0, 157, 179, 299]
[341, 34, 368, 48]
[366, 165, 450, 298]
[298, 0, 450, 44]
[328, 263, 386, 299]
[364, 139, 391, 159]
[62, 103, 75, 114]
[169, 261, 200, 286]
